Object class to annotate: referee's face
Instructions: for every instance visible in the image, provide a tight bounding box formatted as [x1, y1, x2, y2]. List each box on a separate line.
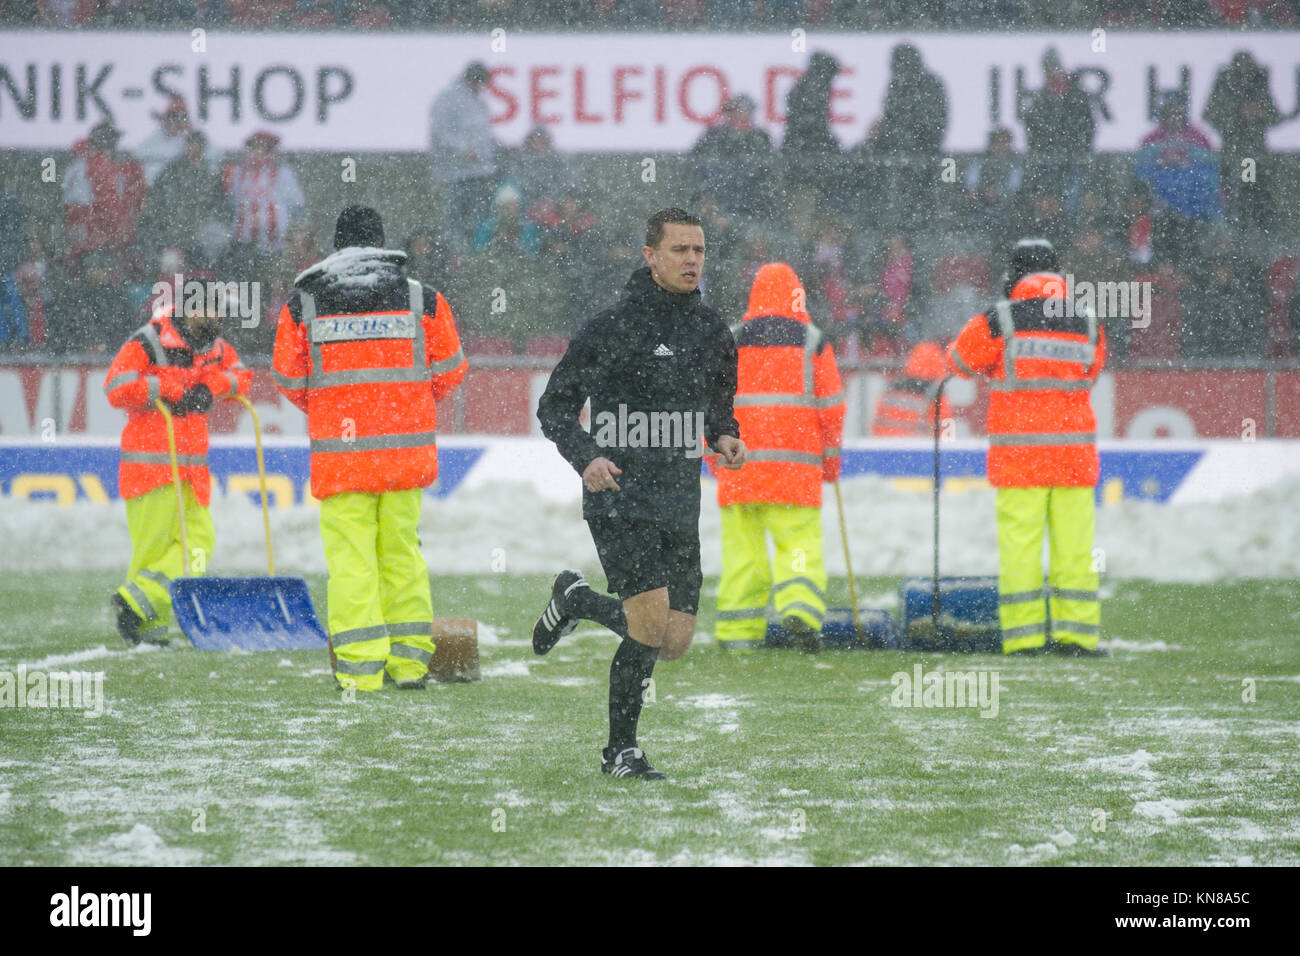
[643, 224, 706, 295]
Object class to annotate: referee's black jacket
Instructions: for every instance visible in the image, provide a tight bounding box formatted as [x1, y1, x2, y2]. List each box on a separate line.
[538, 265, 740, 532]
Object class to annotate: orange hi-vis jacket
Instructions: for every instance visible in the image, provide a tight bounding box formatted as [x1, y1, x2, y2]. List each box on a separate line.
[872, 341, 953, 437]
[716, 262, 845, 508]
[273, 263, 467, 499]
[948, 272, 1106, 487]
[103, 311, 252, 505]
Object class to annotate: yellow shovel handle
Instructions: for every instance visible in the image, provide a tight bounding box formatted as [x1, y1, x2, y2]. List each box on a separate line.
[228, 393, 274, 575]
[154, 398, 190, 577]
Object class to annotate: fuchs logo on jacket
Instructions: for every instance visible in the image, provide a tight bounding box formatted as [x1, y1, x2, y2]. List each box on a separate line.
[310, 314, 417, 343]
[593, 403, 708, 459]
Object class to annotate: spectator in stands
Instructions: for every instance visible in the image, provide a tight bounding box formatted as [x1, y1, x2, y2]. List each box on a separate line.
[1126, 254, 1187, 364]
[47, 251, 134, 355]
[1021, 48, 1095, 214]
[0, 170, 29, 350]
[429, 62, 500, 252]
[963, 127, 1024, 233]
[138, 130, 226, 267]
[1121, 180, 1155, 266]
[874, 43, 948, 157]
[220, 130, 305, 288]
[14, 237, 51, 350]
[855, 233, 915, 359]
[473, 183, 539, 257]
[62, 120, 148, 270]
[404, 224, 456, 299]
[1133, 92, 1221, 265]
[505, 125, 575, 223]
[690, 94, 774, 220]
[782, 51, 843, 198]
[1204, 51, 1283, 230]
[133, 97, 209, 185]
[1185, 232, 1269, 362]
[1066, 225, 1125, 292]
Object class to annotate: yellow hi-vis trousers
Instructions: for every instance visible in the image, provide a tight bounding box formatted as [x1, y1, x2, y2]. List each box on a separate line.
[320, 489, 435, 691]
[118, 482, 215, 643]
[996, 486, 1101, 654]
[717, 503, 827, 650]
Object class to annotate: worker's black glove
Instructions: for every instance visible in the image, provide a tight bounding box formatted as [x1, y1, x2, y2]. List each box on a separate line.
[167, 384, 213, 417]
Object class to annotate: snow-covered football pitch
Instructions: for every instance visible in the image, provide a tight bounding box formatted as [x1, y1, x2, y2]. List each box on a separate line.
[1, 478, 1297, 866]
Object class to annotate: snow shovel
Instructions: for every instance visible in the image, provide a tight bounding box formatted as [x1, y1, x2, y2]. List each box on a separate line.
[899, 377, 1001, 652]
[160, 395, 329, 651]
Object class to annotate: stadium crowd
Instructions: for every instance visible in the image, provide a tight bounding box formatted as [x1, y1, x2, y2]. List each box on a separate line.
[0, 39, 1296, 366]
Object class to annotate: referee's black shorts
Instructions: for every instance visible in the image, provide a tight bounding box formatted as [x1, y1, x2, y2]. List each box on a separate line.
[586, 515, 703, 615]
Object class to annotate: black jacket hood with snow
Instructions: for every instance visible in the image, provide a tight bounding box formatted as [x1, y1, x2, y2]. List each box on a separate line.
[287, 246, 431, 322]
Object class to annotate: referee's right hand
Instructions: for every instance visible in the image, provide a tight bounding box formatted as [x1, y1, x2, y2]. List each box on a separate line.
[583, 457, 622, 493]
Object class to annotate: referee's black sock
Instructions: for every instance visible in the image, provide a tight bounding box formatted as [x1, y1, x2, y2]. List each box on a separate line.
[608, 638, 659, 752]
[568, 586, 630, 640]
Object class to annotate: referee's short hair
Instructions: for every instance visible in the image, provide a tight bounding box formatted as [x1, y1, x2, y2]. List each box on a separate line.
[645, 208, 703, 248]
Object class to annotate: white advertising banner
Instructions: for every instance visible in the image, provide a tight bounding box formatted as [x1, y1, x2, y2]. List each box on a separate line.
[1, 30, 1298, 153]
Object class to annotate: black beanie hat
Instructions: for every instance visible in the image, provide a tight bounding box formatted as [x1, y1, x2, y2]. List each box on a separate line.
[334, 205, 385, 249]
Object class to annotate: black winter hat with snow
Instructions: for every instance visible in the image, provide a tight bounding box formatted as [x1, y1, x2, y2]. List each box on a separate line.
[334, 205, 385, 249]
[1009, 238, 1059, 280]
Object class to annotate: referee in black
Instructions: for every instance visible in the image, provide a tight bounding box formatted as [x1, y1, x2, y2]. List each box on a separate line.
[533, 208, 745, 779]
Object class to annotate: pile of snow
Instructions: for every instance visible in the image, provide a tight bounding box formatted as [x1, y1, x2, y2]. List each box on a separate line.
[2, 475, 1298, 581]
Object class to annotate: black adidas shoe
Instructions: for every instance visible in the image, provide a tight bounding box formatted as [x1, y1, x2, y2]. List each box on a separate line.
[532, 570, 586, 656]
[111, 592, 143, 647]
[601, 746, 666, 780]
[783, 615, 823, 654]
[1049, 640, 1111, 658]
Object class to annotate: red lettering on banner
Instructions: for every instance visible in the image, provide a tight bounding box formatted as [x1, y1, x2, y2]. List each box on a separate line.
[574, 67, 604, 123]
[613, 67, 644, 123]
[830, 65, 854, 125]
[486, 68, 518, 124]
[654, 66, 667, 123]
[765, 66, 800, 123]
[530, 66, 561, 124]
[678, 66, 727, 123]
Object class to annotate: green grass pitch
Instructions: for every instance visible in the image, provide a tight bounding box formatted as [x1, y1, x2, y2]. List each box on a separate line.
[1, 572, 1297, 865]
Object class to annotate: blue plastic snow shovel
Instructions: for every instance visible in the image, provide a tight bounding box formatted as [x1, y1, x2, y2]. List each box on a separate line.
[158, 396, 328, 651]
[898, 377, 1001, 652]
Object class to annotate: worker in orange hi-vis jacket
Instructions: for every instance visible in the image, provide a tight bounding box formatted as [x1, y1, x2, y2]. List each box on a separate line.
[947, 238, 1108, 658]
[105, 289, 252, 646]
[273, 206, 467, 692]
[714, 262, 845, 654]
[871, 341, 953, 437]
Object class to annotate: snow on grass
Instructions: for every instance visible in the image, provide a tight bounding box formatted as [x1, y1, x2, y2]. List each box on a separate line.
[480, 660, 532, 677]
[97, 823, 204, 866]
[1105, 638, 1180, 652]
[1134, 798, 1197, 824]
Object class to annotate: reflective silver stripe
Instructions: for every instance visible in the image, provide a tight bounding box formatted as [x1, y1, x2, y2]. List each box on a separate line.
[428, 349, 464, 374]
[138, 322, 167, 366]
[311, 430, 437, 454]
[745, 450, 822, 467]
[1001, 622, 1047, 640]
[335, 659, 386, 675]
[780, 601, 825, 624]
[302, 292, 322, 388]
[146, 377, 160, 404]
[1012, 337, 1097, 365]
[105, 372, 136, 393]
[773, 576, 826, 600]
[221, 371, 239, 395]
[716, 608, 769, 622]
[121, 451, 208, 467]
[1052, 620, 1101, 636]
[125, 582, 157, 622]
[950, 346, 977, 378]
[1051, 588, 1099, 603]
[822, 446, 841, 459]
[386, 621, 433, 638]
[408, 278, 425, 368]
[388, 642, 433, 665]
[988, 432, 1096, 446]
[140, 569, 171, 588]
[815, 390, 844, 409]
[310, 366, 431, 388]
[1086, 305, 1098, 345]
[803, 325, 820, 397]
[994, 300, 1016, 382]
[734, 392, 814, 408]
[999, 589, 1044, 605]
[274, 369, 308, 391]
[990, 378, 1093, 392]
[331, 624, 389, 647]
